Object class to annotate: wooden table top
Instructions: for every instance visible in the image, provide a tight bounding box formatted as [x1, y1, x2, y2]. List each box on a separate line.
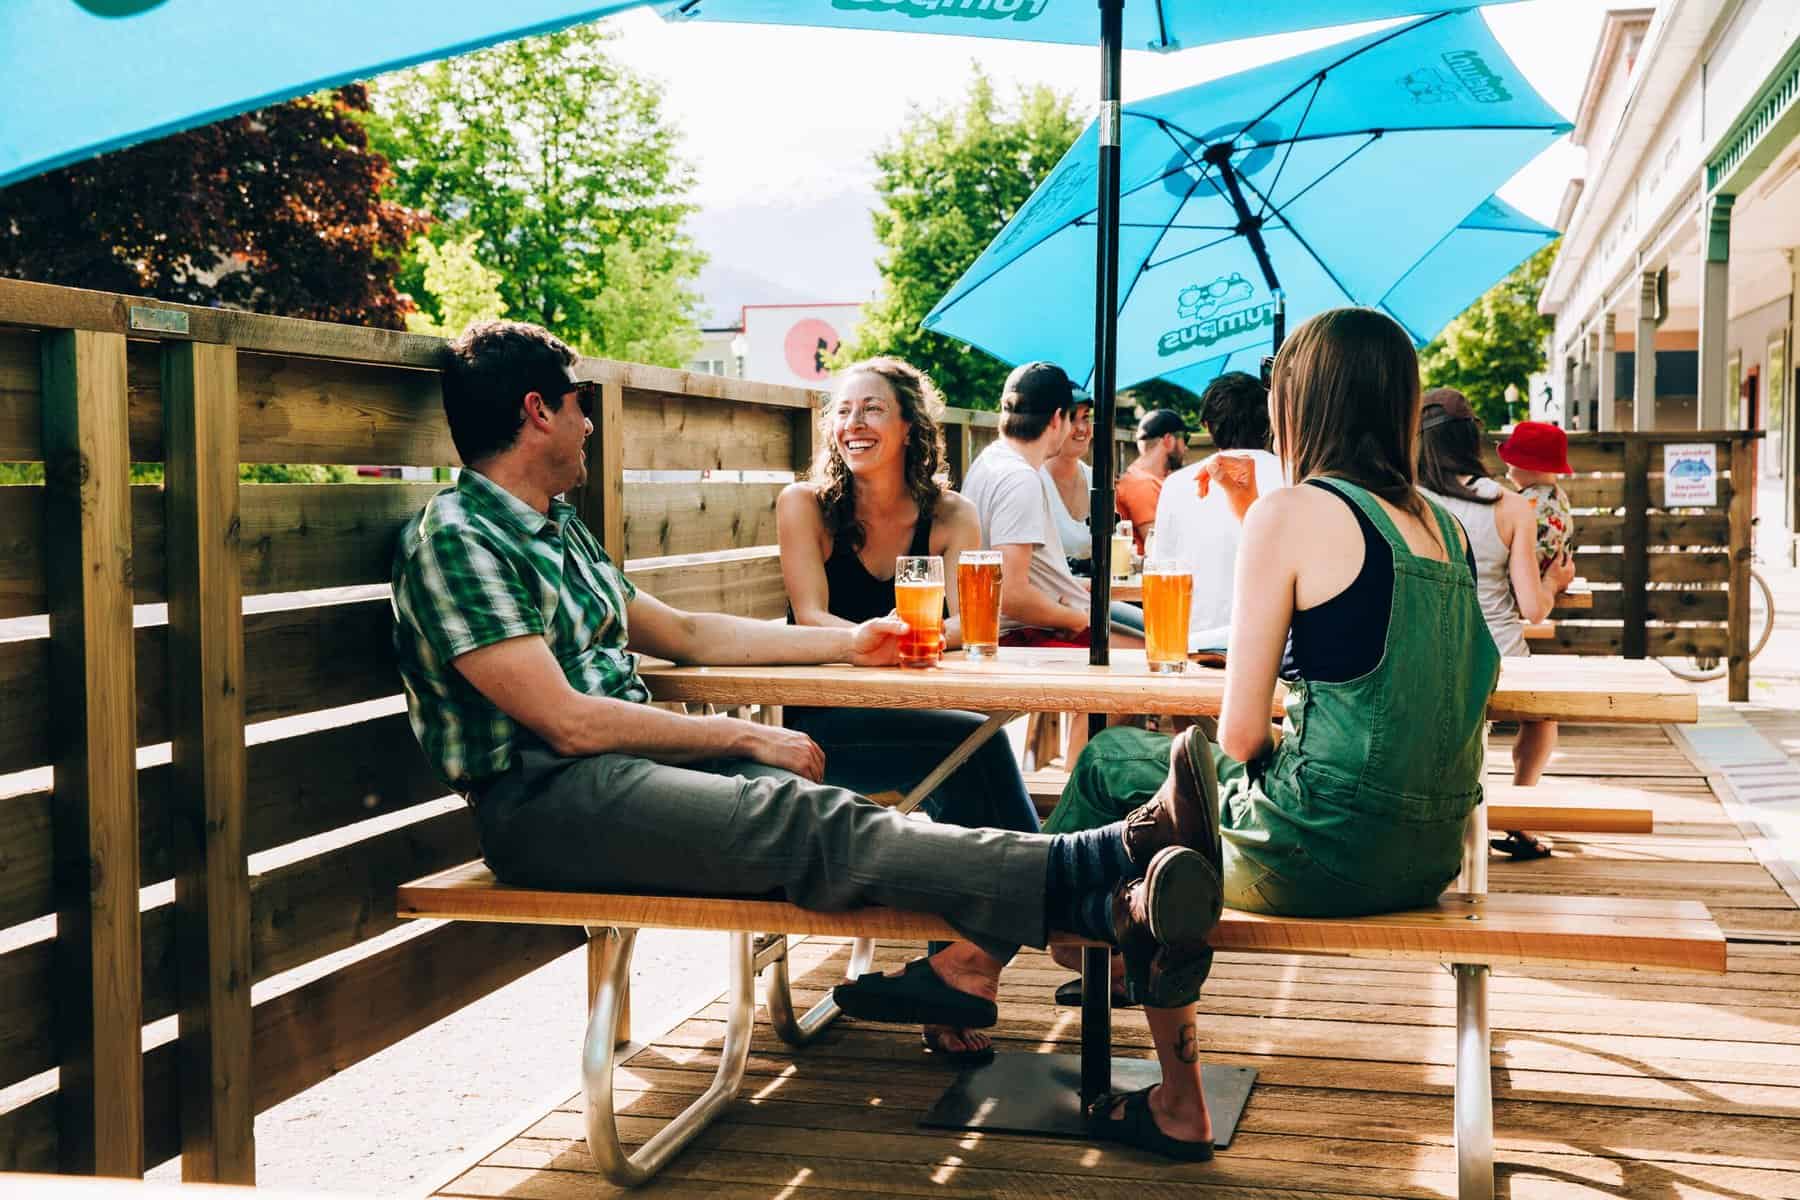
[1113, 581, 1591, 608]
[639, 649, 1695, 725]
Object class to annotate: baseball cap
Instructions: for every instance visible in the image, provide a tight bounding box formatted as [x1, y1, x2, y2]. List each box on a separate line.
[1001, 361, 1078, 415]
[1420, 386, 1479, 431]
[1497, 420, 1573, 475]
[1135, 408, 1187, 441]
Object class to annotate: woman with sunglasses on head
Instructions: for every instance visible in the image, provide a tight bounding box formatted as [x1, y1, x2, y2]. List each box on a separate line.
[1048, 308, 1503, 1161]
[1416, 387, 1575, 860]
[775, 356, 1041, 1069]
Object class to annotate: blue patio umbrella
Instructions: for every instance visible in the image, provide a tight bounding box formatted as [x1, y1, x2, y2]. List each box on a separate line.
[1155, 192, 1558, 394]
[0, 0, 650, 189]
[658, 0, 1521, 51]
[922, 9, 1570, 394]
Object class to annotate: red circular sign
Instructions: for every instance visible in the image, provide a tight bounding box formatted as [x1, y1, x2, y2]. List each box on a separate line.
[783, 318, 841, 381]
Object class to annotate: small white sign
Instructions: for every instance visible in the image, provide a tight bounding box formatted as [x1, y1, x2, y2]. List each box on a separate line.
[1663, 443, 1718, 507]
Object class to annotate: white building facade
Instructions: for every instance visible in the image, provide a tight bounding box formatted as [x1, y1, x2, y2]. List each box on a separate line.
[1541, 1, 1800, 545]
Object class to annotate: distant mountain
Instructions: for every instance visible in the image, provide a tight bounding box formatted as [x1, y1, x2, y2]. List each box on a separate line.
[688, 188, 883, 323]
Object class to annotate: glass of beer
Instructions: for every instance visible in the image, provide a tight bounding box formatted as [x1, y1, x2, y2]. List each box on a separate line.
[895, 555, 946, 668]
[1142, 558, 1193, 674]
[957, 549, 1002, 661]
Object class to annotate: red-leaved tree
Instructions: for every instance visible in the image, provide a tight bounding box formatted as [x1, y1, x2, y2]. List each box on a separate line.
[0, 84, 428, 329]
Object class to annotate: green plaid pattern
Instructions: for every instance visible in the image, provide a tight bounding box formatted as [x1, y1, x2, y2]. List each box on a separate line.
[391, 468, 648, 790]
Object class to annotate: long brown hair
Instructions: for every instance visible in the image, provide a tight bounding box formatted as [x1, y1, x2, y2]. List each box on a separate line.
[1269, 307, 1427, 524]
[809, 357, 946, 552]
[1417, 387, 1497, 505]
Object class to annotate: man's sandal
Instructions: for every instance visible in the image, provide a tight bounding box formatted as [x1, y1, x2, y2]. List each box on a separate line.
[832, 956, 998, 1029]
[1052, 977, 1137, 1009]
[1085, 1086, 1214, 1162]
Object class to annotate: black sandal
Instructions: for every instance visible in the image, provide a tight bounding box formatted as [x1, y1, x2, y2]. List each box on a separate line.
[1053, 977, 1137, 1009]
[1085, 1085, 1214, 1162]
[921, 1028, 997, 1068]
[832, 956, 998, 1029]
[1490, 830, 1553, 860]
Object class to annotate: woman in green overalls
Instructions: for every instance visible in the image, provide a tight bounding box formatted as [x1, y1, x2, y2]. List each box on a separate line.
[1061, 307, 1501, 1159]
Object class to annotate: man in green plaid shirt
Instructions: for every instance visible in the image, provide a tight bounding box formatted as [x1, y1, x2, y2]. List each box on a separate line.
[392, 321, 1223, 1116]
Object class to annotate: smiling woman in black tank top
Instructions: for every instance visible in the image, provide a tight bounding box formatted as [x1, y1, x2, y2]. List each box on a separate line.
[774, 357, 1041, 1068]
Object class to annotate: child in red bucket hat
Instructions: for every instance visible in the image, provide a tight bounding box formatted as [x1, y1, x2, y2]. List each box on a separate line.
[1497, 421, 1573, 575]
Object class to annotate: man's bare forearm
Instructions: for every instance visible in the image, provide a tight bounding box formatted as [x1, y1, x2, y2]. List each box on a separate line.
[1002, 579, 1085, 633]
[550, 692, 750, 761]
[672, 611, 858, 665]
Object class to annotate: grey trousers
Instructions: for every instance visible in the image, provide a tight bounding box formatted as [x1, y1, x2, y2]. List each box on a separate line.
[472, 742, 1054, 959]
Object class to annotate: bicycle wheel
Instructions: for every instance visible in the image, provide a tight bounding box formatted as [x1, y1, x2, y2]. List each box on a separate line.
[1656, 567, 1775, 681]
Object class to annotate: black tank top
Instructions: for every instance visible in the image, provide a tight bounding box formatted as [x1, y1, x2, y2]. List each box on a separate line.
[1281, 480, 1475, 684]
[789, 512, 936, 624]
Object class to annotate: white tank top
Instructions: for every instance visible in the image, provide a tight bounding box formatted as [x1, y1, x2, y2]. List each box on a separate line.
[1420, 477, 1527, 657]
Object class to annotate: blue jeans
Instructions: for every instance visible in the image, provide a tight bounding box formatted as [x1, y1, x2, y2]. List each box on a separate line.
[1109, 600, 1144, 635]
[784, 705, 1042, 955]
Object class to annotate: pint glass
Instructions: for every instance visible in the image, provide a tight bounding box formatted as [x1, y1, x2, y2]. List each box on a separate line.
[957, 550, 1002, 661]
[1142, 558, 1193, 674]
[895, 555, 946, 668]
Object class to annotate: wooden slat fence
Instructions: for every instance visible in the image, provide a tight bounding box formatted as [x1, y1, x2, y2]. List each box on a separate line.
[0, 277, 1147, 1181]
[1483, 431, 1756, 700]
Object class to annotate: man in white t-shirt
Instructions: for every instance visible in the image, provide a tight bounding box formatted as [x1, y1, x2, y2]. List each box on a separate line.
[1154, 370, 1283, 647]
[962, 362, 1142, 649]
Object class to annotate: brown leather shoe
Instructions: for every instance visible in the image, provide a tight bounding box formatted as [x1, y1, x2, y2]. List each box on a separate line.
[1122, 726, 1222, 875]
[1110, 845, 1221, 1008]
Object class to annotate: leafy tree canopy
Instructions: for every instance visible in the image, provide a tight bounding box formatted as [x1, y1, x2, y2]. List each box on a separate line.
[0, 85, 428, 328]
[1420, 239, 1559, 427]
[838, 70, 1086, 410]
[368, 25, 704, 366]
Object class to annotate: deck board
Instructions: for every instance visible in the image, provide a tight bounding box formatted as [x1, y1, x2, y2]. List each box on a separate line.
[431, 724, 1800, 1199]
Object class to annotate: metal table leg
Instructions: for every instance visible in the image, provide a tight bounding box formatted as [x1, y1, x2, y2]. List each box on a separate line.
[1453, 962, 1495, 1200]
[581, 926, 754, 1187]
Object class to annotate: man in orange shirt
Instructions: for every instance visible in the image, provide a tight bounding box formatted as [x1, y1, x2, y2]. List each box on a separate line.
[1115, 408, 1188, 553]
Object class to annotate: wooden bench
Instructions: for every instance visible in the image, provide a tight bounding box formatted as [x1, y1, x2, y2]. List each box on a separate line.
[1022, 769, 1655, 835]
[398, 861, 1723, 1196]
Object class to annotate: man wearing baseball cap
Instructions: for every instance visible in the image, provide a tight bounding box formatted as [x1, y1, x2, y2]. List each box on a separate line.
[1115, 408, 1189, 554]
[961, 362, 1142, 650]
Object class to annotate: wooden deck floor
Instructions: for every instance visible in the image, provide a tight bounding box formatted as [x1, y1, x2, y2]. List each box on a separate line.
[433, 725, 1800, 1200]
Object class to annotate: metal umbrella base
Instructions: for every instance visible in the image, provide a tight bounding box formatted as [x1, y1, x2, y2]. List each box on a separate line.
[920, 1053, 1256, 1146]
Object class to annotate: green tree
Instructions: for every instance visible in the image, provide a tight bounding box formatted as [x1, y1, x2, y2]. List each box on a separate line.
[839, 70, 1086, 409]
[1420, 239, 1560, 427]
[0, 85, 428, 328]
[368, 25, 703, 364]
[404, 234, 509, 337]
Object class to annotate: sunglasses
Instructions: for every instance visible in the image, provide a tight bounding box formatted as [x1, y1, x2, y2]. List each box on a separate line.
[1259, 356, 1275, 389]
[537, 378, 598, 420]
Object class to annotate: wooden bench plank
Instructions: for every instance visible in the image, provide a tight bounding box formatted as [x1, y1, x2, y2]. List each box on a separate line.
[396, 863, 1724, 974]
[1022, 771, 1655, 834]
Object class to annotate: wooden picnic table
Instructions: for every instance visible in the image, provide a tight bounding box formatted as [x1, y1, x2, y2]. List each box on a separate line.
[640, 649, 1696, 726]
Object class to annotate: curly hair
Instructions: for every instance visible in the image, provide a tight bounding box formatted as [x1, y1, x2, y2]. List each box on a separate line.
[808, 357, 946, 553]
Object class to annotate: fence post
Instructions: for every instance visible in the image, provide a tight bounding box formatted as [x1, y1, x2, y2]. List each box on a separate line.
[944, 421, 971, 490]
[42, 329, 144, 1176]
[793, 389, 822, 478]
[575, 377, 630, 1046]
[1620, 437, 1650, 658]
[163, 341, 255, 1182]
[1729, 435, 1752, 701]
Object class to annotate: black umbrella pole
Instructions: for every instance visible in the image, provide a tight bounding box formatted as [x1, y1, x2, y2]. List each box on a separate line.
[1088, 0, 1124, 677]
[1081, 0, 1125, 1113]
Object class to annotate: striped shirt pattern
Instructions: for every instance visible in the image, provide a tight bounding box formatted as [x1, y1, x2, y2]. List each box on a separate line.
[391, 468, 647, 790]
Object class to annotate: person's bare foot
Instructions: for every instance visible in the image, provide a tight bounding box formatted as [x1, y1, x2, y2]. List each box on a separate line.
[923, 1025, 993, 1055]
[922, 941, 1002, 1002]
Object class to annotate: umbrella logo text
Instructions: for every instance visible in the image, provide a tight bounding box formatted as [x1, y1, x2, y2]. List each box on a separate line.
[830, 0, 1050, 22]
[1159, 274, 1272, 358]
[1440, 50, 1513, 104]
